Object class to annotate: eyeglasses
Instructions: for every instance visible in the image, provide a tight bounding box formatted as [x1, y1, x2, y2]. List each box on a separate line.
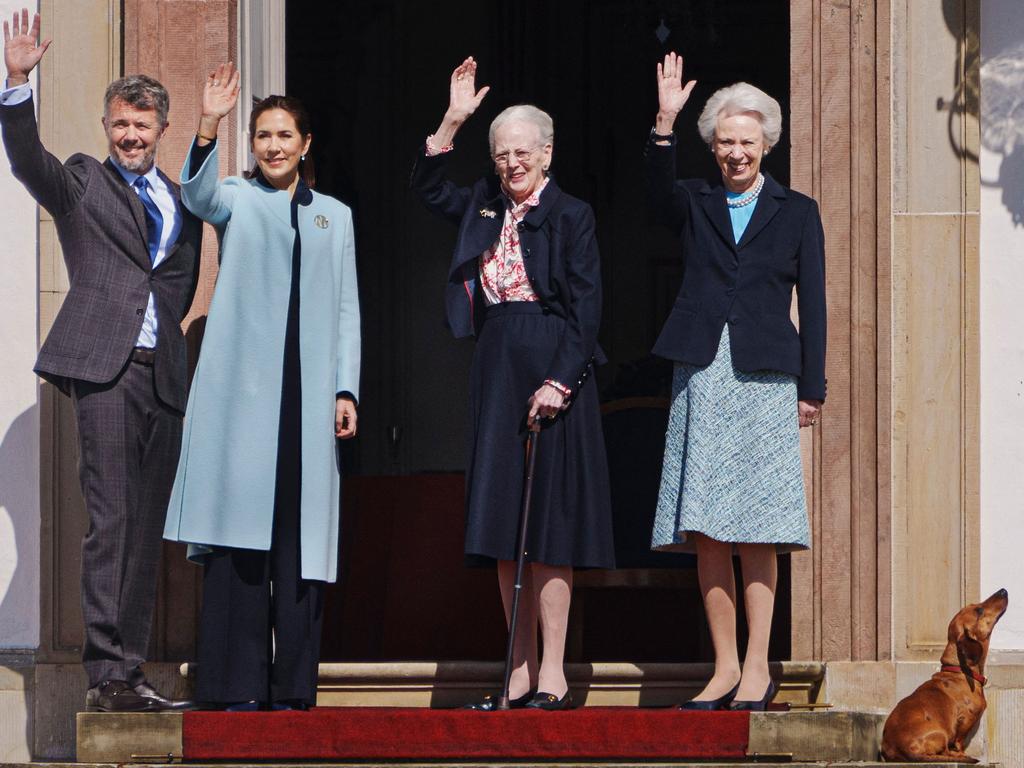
[492, 146, 542, 167]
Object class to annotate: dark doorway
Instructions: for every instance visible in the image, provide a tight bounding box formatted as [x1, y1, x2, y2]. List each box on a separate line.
[286, 0, 791, 663]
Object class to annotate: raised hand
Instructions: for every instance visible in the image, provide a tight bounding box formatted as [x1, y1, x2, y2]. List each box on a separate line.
[656, 52, 696, 127]
[3, 8, 51, 86]
[203, 62, 240, 120]
[445, 56, 490, 124]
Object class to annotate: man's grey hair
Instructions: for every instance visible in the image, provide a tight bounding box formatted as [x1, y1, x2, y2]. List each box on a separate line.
[488, 104, 554, 155]
[104, 75, 170, 127]
[697, 82, 782, 150]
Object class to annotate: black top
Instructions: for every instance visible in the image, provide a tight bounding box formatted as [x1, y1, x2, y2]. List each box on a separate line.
[410, 147, 605, 389]
[644, 136, 827, 402]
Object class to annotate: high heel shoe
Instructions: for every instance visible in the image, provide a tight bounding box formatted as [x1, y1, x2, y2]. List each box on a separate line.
[525, 690, 573, 710]
[678, 681, 740, 711]
[728, 680, 777, 711]
[464, 689, 536, 711]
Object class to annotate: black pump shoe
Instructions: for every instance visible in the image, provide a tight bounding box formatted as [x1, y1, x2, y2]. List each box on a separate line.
[728, 680, 777, 711]
[525, 690, 573, 710]
[464, 689, 535, 711]
[678, 681, 740, 711]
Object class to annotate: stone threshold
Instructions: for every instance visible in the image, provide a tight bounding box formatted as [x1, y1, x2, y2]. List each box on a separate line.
[310, 660, 827, 708]
[75, 709, 881, 764]
[3, 763, 994, 768]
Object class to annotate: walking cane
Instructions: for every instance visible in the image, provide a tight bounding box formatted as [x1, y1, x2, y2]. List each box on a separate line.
[495, 416, 542, 710]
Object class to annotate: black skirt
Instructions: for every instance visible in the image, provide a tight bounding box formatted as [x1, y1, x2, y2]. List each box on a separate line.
[464, 302, 615, 568]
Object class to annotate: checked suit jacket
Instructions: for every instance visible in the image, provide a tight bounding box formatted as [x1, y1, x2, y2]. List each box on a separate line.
[0, 95, 202, 412]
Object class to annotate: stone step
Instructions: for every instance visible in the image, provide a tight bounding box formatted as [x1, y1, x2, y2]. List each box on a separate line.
[311, 660, 826, 708]
[75, 709, 886, 764]
[2, 762, 998, 768]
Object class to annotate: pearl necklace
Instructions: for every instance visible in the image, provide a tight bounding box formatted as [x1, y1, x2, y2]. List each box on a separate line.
[726, 174, 764, 209]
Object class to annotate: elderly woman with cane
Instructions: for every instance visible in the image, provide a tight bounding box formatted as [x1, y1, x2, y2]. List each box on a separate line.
[646, 54, 826, 711]
[411, 57, 615, 711]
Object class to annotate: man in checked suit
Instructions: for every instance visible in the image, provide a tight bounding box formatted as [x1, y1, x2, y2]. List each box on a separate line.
[1, 9, 201, 711]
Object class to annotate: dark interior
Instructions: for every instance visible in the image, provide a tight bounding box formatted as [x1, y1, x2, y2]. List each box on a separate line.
[285, 0, 791, 664]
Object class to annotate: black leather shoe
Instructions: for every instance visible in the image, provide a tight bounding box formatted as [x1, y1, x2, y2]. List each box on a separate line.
[223, 700, 262, 712]
[464, 689, 536, 711]
[85, 680, 153, 712]
[271, 699, 310, 711]
[678, 681, 740, 711]
[134, 681, 197, 711]
[728, 680, 777, 711]
[525, 690, 573, 710]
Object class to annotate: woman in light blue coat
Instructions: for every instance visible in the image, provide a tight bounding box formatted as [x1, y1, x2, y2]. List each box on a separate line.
[163, 63, 360, 710]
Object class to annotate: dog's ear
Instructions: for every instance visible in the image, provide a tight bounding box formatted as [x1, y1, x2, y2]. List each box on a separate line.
[957, 626, 984, 667]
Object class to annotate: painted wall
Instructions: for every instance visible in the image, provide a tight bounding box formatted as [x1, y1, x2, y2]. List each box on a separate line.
[0, 0, 40, 649]
[980, 0, 1024, 650]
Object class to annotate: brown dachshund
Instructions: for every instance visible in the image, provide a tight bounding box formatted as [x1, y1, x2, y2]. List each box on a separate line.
[881, 588, 1008, 763]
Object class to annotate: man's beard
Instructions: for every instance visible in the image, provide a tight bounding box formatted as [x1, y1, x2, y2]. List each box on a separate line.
[110, 140, 157, 174]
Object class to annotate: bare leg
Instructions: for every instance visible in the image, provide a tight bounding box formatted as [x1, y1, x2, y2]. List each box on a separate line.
[692, 533, 742, 700]
[497, 559, 538, 698]
[532, 563, 572, 698]
[735, 543, 777, 701]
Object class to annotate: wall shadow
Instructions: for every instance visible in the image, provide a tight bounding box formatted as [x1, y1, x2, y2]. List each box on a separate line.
[0, 403, 39, 646]
[945, 0, 1024, 226]
[0, 402, 40, 758]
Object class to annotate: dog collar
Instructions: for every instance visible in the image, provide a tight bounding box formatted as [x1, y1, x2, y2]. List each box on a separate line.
[940, 665, 987, 685]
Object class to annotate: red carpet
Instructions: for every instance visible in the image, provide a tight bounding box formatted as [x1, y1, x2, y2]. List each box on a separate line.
[182, 707, 750, 760]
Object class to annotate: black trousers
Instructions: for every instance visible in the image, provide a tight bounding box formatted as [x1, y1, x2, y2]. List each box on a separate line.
[194, 256, 324, 705]
[194, 499, 324, 706]
[193, 384, 324, 705]
[72, 359, 182, 688]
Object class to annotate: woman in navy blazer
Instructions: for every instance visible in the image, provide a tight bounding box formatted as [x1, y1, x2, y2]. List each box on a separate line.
[411, 57, 614, 711]
[646, 54, 826, 711]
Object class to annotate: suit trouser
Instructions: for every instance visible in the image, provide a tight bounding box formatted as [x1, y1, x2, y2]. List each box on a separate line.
[72, 358, 182, 688]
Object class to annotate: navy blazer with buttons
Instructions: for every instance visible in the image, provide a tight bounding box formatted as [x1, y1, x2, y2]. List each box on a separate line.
[645, 137, 827, 402]
[411, 147, 605, 389]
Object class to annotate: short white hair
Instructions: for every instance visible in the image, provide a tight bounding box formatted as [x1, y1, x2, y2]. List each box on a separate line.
[488, 104, 554, 155]
[697, 82, 782, 150]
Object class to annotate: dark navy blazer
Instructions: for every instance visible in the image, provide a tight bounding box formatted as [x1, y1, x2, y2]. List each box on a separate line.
[411, 148, 605, 389]
[644, 137, 827, 402]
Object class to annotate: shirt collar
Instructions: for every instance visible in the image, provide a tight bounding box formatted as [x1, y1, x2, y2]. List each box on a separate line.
[504, 176, 550, 214]
[110, 156, 160, 190]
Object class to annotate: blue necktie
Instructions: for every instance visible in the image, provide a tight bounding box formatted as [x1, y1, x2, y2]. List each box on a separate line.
[133, 176, 164, 263]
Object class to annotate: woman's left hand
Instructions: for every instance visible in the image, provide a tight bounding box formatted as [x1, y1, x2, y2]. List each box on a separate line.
[336, 396, 358, 439]
[798, 399, 822, 428]
[528, 383, 567, 426]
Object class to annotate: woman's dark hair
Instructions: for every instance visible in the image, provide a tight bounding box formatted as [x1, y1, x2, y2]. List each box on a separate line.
[245, 94, 316, 188]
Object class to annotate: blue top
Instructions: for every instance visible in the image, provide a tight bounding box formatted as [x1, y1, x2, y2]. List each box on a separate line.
[726, 190, 759, 242]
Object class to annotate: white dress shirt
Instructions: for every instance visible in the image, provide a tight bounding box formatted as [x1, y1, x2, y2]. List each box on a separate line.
[109, 161, 183, 348]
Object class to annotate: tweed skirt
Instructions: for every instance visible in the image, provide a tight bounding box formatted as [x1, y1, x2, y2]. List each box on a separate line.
[651, 328, 810, 553]
[464, 302, 615, 568]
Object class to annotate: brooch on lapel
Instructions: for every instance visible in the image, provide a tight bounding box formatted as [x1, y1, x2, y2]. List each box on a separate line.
[479, 208, 497, 219]
[314, 214, 330, 229]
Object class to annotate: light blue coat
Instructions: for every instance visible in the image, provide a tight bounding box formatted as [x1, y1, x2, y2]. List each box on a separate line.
[163, 141, 360, 582]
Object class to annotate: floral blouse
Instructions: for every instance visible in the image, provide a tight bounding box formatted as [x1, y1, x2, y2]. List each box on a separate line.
[424, 135, 545, 305]
[479, 178, 548, 305]
[424, 138, 569, 395]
